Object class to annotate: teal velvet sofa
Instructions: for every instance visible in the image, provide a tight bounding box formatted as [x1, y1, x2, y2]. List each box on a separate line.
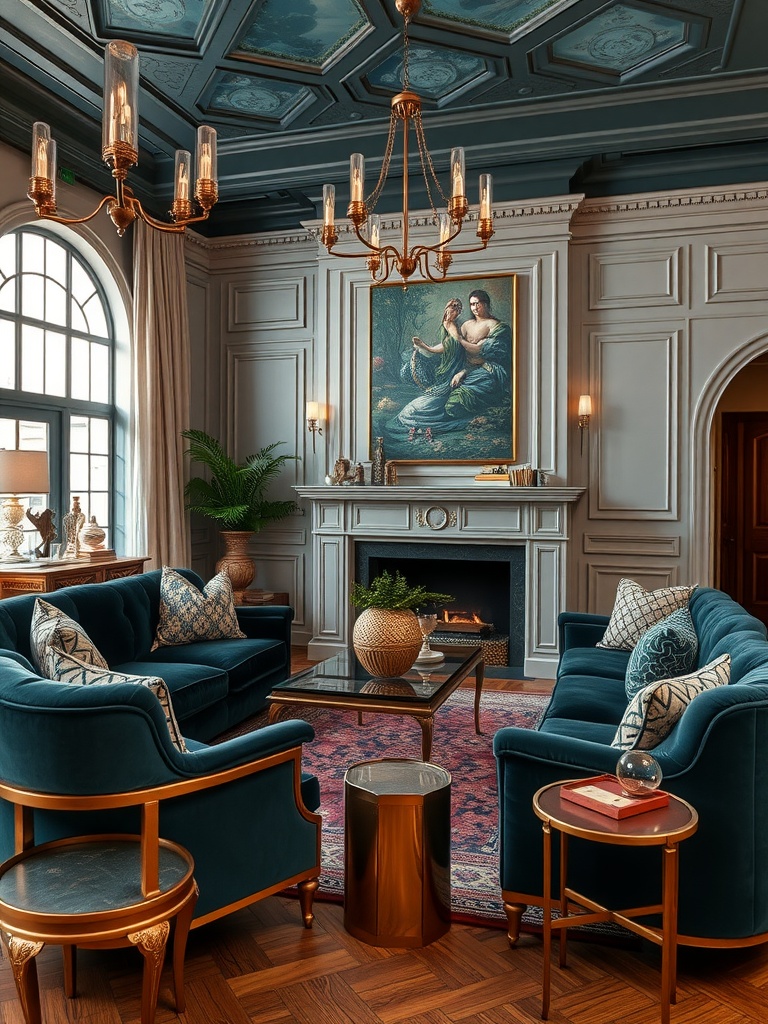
[494, 586, 768, 948]
[0, 568, 293, 741]
[0, 569, 322, 928]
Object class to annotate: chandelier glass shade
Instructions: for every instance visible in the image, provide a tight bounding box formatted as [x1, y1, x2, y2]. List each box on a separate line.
[28, 40, 218, 236]
[321, 0, 494, 285]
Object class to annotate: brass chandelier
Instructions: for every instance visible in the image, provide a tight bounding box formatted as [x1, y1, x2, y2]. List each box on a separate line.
[321, 0, 494, 285]
[28, 40, 218, 236]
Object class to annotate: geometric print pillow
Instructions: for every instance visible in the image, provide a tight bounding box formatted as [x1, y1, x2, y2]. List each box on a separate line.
[624, 607, 699, 699]
[597, 577, 697, 652]
[151, 566, 246, 651]
[47, 647, 187, 753]
[29, 598, 109, 678]
[612, 653, 730, 751]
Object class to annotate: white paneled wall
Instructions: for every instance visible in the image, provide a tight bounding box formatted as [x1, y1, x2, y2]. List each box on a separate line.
[571, 185, 768, 612]
[189, 185, 768, 640]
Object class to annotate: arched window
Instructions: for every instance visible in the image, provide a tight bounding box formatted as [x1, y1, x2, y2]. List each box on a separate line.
[0, 226, 117, 556]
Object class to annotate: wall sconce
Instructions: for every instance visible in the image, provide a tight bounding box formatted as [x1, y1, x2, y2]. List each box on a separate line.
[578, 394, 592, 456]
[0, 449, 50, 561]
[306, 402, 323, 454]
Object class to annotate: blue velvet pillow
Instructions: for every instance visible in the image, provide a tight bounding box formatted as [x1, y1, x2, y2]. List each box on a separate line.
[624, 607, 699, 699]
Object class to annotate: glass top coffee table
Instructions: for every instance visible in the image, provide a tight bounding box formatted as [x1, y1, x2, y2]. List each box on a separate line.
[267, 648, 484, 762]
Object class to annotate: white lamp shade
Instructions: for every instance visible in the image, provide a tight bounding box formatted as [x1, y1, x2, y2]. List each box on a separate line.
[0, 450, 50, 495]
[306, 402, 320, 421]
[578, 394, 593, 417]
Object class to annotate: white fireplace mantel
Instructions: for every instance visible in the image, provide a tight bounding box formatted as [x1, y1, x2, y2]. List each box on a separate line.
[295, 485, 585, 678]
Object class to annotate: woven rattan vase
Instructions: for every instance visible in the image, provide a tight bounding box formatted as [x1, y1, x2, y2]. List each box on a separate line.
[352, 607, 422, 678]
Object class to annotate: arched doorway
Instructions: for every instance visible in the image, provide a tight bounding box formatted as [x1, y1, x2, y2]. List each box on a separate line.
[716, 356, 768, 625]
[694, 342, 768, 627]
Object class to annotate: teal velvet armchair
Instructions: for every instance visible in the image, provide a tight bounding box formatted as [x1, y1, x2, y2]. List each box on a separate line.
[0, 652, 321, 928]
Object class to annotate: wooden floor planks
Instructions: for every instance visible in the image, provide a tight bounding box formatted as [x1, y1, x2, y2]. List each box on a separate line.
[2, 654, 768, 1023]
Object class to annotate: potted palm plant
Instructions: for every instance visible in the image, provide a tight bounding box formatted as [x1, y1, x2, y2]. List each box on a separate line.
[182, 429, 297, 601]
[350, 570, 453, 677]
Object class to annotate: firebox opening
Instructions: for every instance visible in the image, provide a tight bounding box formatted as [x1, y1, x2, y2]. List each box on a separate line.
[354, 541, 525, 671]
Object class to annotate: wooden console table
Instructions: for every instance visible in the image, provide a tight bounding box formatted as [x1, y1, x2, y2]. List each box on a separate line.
[0, 556, 150, 599]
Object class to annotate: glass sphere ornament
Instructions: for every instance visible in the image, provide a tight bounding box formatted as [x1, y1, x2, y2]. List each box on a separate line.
[615, 750, 663, 797]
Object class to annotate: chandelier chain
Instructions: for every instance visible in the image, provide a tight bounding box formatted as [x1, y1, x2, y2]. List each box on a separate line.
[415, 110, 448, 217]
[365, 115, 397, 213]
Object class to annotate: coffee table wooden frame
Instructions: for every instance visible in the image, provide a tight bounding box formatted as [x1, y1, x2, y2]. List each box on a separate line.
[268, 648, 484, 762]
[533, 780, 698, 1024]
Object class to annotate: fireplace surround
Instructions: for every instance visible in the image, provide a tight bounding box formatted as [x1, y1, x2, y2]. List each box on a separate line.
[295, 485, 584, 678]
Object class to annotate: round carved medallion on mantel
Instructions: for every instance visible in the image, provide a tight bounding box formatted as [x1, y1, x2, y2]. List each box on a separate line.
[415, 506, 457, 530]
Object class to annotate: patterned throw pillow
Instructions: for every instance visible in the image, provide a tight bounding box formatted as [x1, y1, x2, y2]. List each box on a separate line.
[151, 566, 246, 651]
[597, 578, 696, 651]
[624, 607, 699, 699]
[612, 654, 730, 751]
[48, 648, 187, 753]
[30, 598, 109, 678]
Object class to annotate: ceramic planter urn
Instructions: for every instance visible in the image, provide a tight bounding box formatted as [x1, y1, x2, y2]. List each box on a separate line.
[216, 530, 255, 603]
[352, 607, 422, 678]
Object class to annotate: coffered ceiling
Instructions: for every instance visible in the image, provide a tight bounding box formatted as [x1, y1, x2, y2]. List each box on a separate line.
[1, 0, 766, 236]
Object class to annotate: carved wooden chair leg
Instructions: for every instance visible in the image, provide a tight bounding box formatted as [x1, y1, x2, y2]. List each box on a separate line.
[171, 884, 198, 1013]
[297, 877, 320, 928]
[503, 901, 527, 946]
[61, 944, 76, 997]
[3, 933, 44, 1024]
[128, 920, 170, 1024]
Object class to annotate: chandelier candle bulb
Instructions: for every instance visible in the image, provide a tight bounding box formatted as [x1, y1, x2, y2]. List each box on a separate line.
[368, 214, 381, 249]
[102, 40, 138, 159]
[32, 122, 53, 181]
[450, 147, 465, 200]
[195, 125, 217, 182]
[174, 150, 191, 202]
[323, 184, 335, 228]
[438, 211, 450, 247]
[350, 153, 365, 205]
[479, 173, 493, 223]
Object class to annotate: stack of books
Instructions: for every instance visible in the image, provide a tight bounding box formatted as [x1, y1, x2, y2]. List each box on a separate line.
[77, 548, 116, 561]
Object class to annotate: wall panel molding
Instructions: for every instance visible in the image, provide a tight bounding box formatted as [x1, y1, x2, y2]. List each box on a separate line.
[592, 329, 680, 520]
[587, 563, 682, 614]
[705, 242, 768, 303]
[227, 276, 307, 332]
[588, 248, 682, 309]
[584, 534, 681, 556]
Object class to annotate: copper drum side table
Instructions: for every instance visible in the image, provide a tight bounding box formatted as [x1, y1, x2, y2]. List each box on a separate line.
[533, 781, 698, 1024]
[0, 834, 197, 1024]
[344, 759, 451, 948]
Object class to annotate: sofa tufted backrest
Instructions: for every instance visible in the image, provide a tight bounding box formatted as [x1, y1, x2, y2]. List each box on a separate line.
[689, 587, 768, 683]
[0, 568, 206, 667]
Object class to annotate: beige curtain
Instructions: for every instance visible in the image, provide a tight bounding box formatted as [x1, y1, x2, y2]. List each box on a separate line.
[132, 220, 191, 570]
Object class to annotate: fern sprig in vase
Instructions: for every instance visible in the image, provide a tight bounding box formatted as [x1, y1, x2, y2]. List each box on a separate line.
[351, 570, 453, 677]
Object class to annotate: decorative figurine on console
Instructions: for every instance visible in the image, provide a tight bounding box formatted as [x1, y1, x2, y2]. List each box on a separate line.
[26, 508, 57, 558]
[330, 457, 355, 485]
[62, 495, 86, 558]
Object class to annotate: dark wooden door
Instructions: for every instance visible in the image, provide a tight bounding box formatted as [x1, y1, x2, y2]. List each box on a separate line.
[720, 413, 768, 626]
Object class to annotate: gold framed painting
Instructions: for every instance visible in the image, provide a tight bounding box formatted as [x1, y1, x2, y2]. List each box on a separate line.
[369, 274, 517, 464]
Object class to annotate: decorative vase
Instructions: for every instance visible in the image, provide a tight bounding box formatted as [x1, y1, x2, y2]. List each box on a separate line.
[62, 496, 85, 558]
[79, 515, 106, 550]
[371, 437, 386, 486]
[352, 607, 422, 677]
[215, 530, 255, 603]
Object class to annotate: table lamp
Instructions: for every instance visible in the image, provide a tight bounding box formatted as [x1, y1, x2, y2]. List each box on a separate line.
[0, 449, 50, 562]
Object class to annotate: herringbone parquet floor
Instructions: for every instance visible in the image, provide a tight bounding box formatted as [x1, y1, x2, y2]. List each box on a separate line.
[1, 651, 765, 1023]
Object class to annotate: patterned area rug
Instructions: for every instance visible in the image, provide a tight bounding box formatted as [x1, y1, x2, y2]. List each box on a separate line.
[221, 688, 550, 928]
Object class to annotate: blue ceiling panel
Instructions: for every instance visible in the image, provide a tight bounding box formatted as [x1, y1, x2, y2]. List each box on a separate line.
[367, 44, 488, 101]
[233, 0, 370, 69]
[100, 0, 206, 39]
[421, 0, 576, 35]
[205, 72, 313, 125]
[552, 3, 691, 74]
